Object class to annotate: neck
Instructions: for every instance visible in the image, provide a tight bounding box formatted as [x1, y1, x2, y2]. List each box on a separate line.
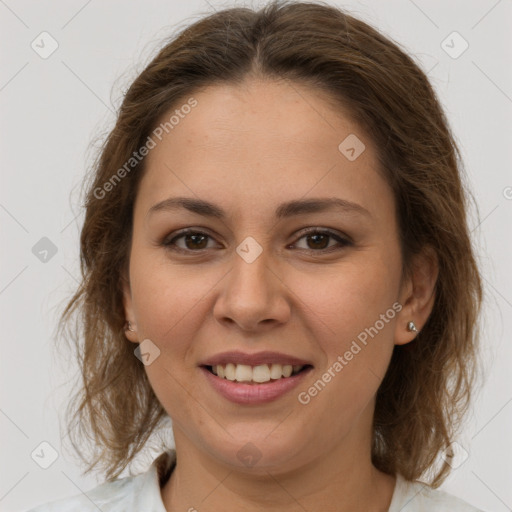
[161, 427, 396, 512]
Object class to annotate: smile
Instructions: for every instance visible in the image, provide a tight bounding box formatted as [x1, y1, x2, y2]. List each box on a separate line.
[200, 364, 314, 405]
[206, 363, 309, 383]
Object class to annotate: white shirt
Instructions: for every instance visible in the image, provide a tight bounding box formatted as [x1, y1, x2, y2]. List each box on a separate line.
[27, 449, 484, 511]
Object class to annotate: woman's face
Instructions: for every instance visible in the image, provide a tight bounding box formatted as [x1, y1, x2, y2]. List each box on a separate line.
[123, 78, 429, 473]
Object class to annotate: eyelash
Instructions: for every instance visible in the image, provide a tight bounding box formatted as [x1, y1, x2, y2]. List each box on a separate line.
[161, 228, 352, 255]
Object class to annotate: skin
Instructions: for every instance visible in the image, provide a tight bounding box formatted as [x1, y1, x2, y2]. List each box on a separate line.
[122, 77, 438, 512]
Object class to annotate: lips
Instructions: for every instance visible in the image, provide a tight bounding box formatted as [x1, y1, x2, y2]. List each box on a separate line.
[199, 350, 313, 368]
[200, 364, 314, 404]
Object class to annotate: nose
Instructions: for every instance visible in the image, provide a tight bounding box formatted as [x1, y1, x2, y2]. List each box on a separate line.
[213, 246, 291, 332]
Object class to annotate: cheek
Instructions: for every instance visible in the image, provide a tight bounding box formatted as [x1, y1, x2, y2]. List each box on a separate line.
[129, 253, 224, 356]
[130, 261, 214, 419]
[292, 251, 400, 393]
[294, 251, 401, 339]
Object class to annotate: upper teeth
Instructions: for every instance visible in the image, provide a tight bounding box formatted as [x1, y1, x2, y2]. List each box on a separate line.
[211, 363, 305, 383]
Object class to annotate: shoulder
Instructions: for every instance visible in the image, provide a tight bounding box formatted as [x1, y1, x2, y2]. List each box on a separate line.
[25, 450, 176, 512]
[25, 474, 142, 512]
[389, 474, 486, 512]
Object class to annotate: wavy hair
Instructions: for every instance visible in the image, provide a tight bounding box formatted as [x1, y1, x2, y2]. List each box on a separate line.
[58, 0, 483, 486]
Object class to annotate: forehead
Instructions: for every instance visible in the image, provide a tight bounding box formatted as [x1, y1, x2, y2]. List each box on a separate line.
[153, 78, 361, 158]
[135, 79, 393, 222]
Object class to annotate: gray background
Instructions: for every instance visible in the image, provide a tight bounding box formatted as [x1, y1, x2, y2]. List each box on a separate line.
[1, 0, 511, 510]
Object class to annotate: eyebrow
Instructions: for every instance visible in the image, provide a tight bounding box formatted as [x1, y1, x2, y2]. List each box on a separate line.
[147, 196, 371, 220]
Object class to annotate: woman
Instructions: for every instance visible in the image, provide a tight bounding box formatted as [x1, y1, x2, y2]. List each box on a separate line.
[28, 0, 484, 510]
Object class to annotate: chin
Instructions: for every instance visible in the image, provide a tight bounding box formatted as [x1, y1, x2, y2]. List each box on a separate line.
[203, 432, 307, 474]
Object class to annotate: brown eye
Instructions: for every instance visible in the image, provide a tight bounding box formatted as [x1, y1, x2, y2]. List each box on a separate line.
[305, 233, 330, 250]
[163, 230, 216, 252]
[162, 228, 351, 255]
[182, 233, 209, 250]
[292, 229, 352, 253]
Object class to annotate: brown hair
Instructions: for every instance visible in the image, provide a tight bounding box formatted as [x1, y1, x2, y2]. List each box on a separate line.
[59, 0, 483, 487]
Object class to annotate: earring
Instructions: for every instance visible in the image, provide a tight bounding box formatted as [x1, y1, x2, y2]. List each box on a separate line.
[407, 321, 419, 333]
[125, 321, 136, 332]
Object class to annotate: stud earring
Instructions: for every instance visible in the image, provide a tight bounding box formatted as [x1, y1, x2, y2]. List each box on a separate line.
[407, 321, 419, 333]
[125, 321, 136, 332]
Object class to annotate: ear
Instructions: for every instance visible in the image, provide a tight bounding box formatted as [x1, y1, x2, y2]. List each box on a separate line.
[121, 271, 139, 344]
[394, 245, 438, 346]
